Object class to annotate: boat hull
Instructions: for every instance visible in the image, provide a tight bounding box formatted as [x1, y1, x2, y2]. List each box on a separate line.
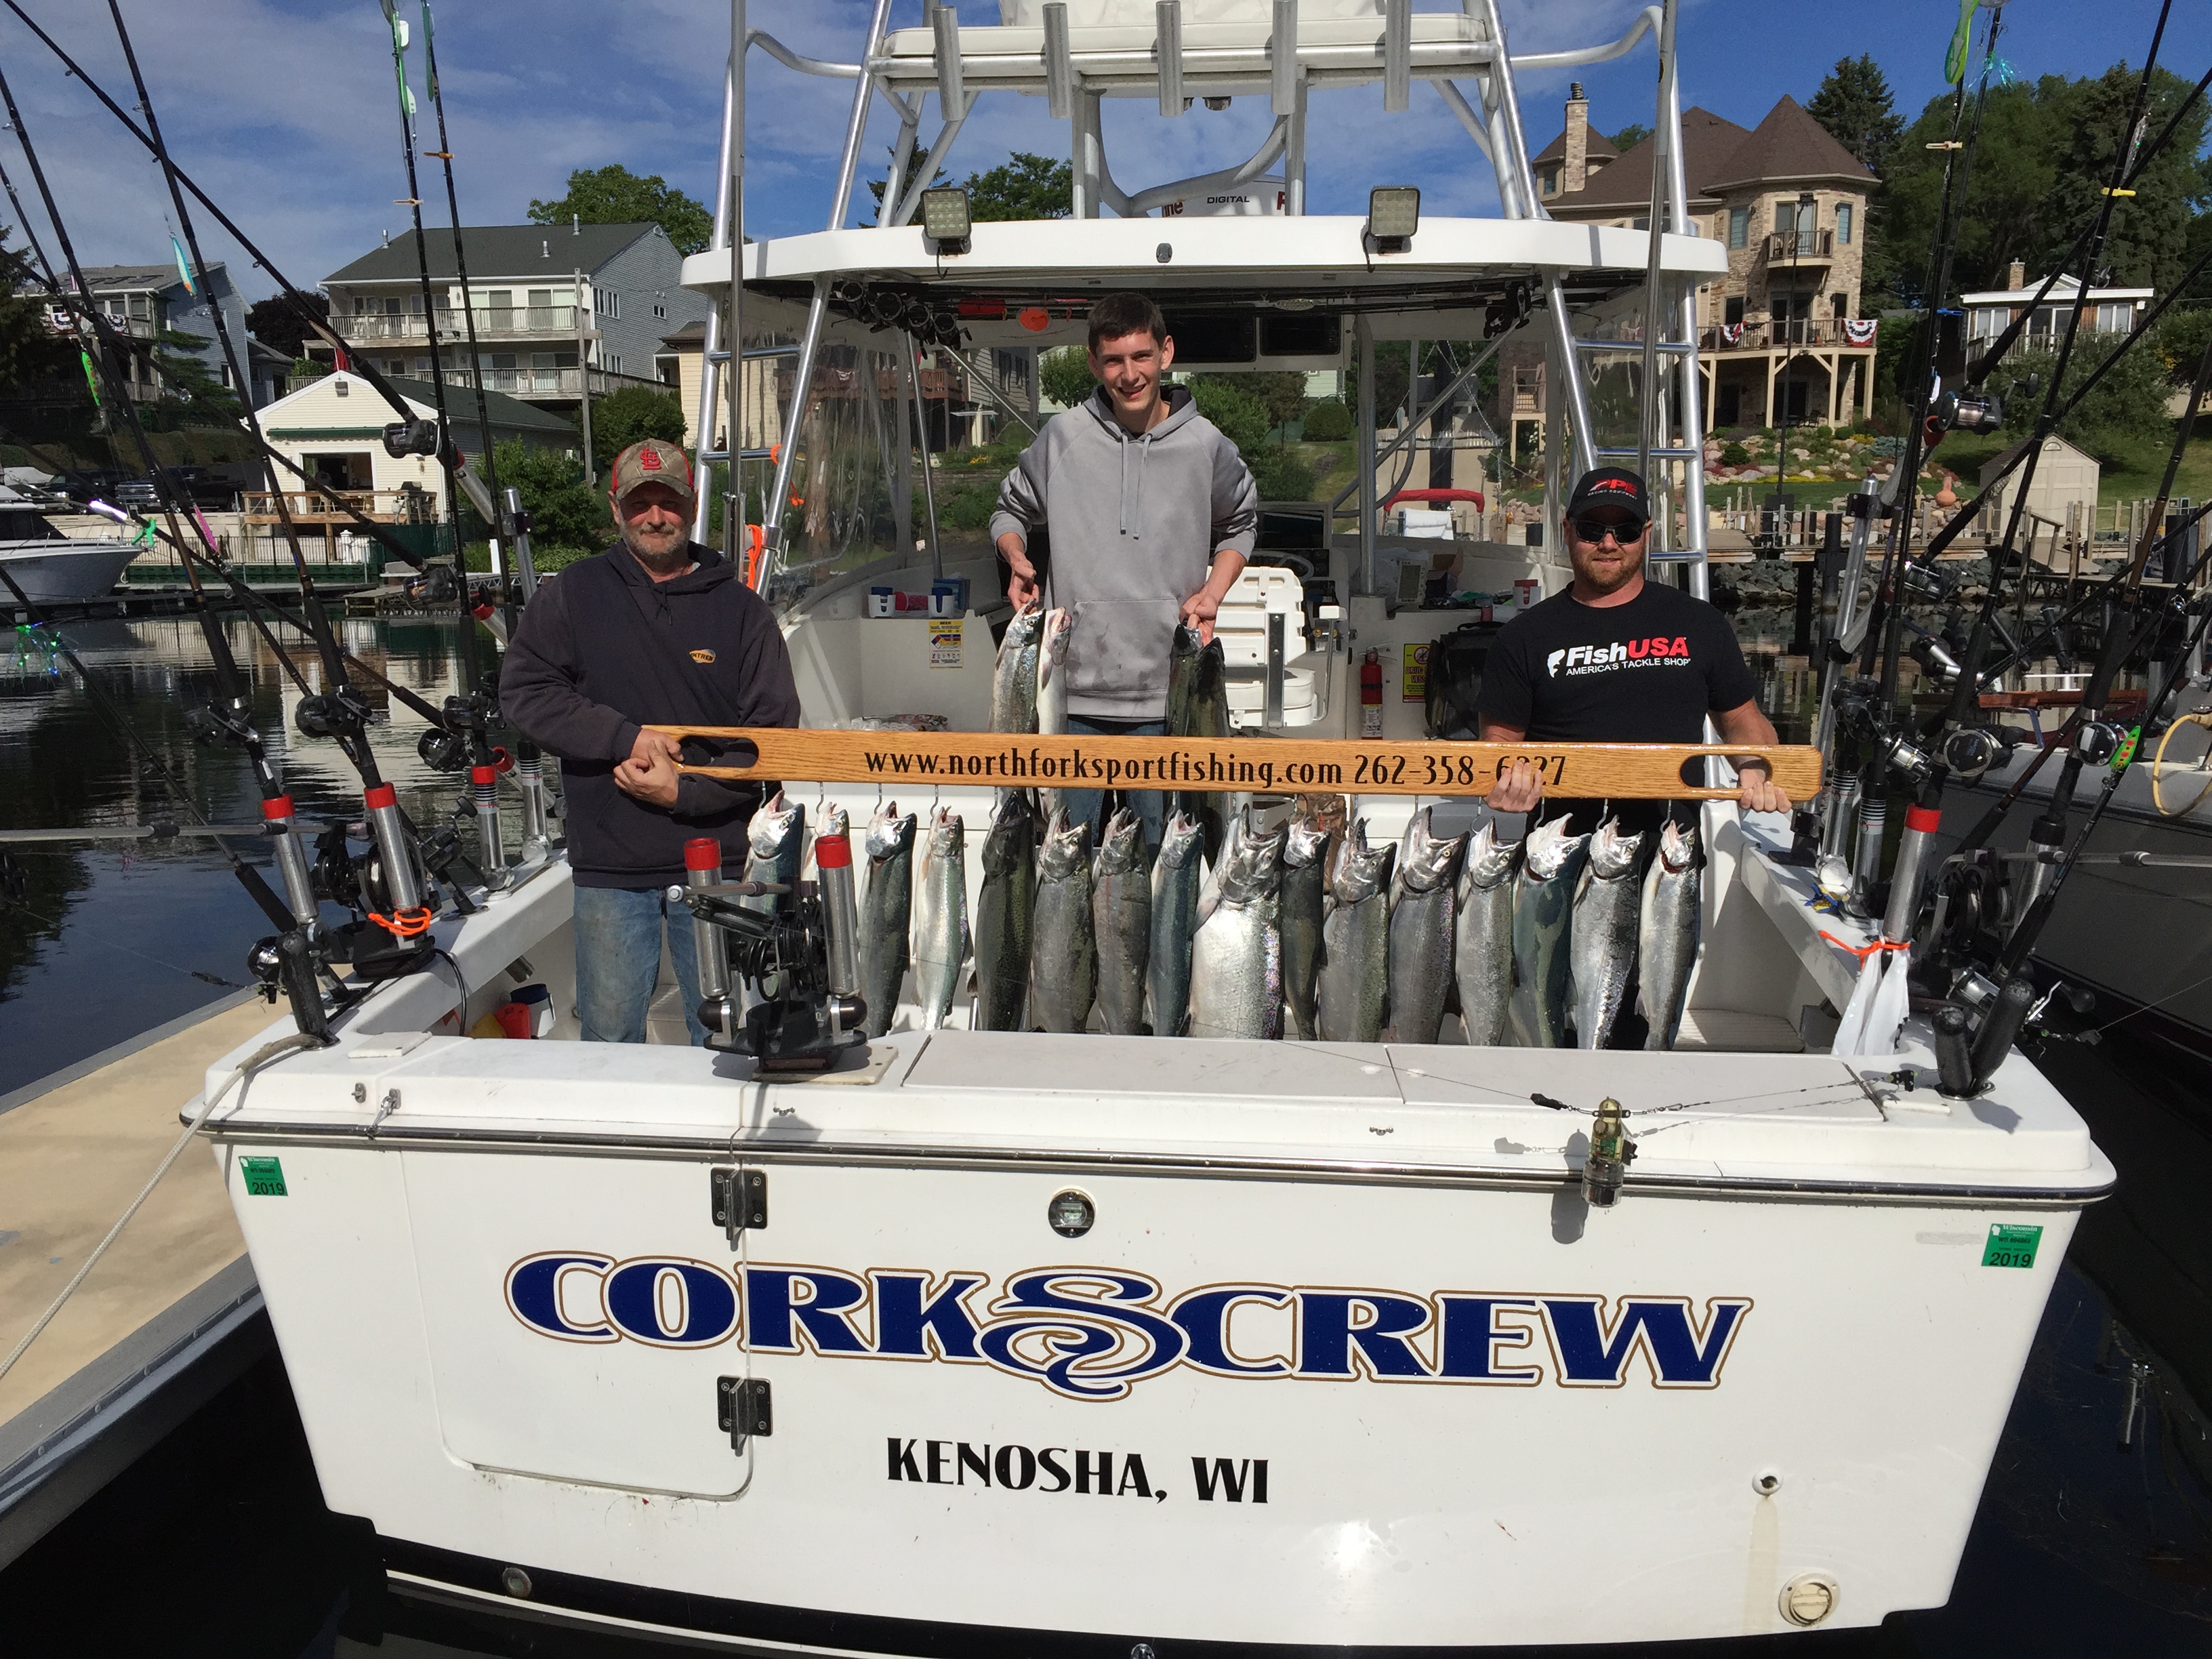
[213, 1045, 2098, 1645]
[0, 539, 138, 604]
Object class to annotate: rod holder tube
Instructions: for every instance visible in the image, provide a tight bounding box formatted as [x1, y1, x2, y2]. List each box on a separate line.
[363, 783, 426, 913]
[1932, 1005, 1975, 1097]
[1820, 774, 1860, 865]
[262, 794, 320, 932]
[1969, 975, 2037, 1093]
[472, 763, 506, 882]
[685, 838, 731, 1002]
[814, 832, 863, 1027]
[1881, 801, 1941, 944]
[515, 741, 548, 848]
[1849, 794, 1886, 916]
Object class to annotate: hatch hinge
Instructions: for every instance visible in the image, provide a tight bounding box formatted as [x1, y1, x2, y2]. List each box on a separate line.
[718, 1376, 772, 1448]
[710, 1166, 767, 1245]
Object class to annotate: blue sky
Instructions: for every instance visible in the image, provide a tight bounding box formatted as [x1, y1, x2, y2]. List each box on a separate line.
[1, 1, 2205, 304]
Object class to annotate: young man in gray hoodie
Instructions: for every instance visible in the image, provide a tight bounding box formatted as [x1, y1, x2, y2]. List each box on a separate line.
[989, 291, 1256, 846]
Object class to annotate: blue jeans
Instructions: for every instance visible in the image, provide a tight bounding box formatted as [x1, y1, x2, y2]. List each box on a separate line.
[573, 884, 706, 1045]
[1063, 714, 1167, 851]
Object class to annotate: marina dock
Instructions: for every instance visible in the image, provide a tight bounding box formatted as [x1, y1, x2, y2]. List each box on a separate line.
[0, 993, 278, 1568]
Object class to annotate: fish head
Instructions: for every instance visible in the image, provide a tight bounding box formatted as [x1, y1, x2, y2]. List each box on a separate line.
[1464, 821, 1521, 888]
[1156, 810, 1206, 870]
[1283, 817, 1329, 871]
[1657, 818, 1698, 874]
[1037, 807, 1090, 879]
[926, 807, 965, 863]
[865, 801, 917, 860]
[1001, 605, 1043, 653]
[1172, 621, 1205, 658]
[1038, 608, 1073, 672]
[1097, 807, 1143, 873]
[1520, 816, 1590, 881]
[1587, 817, 1645, 880]
[1220, 825, 1285, 903]
[818, 804, 850, 846]
[1397, 808, 1463, 893]
[981, 793, 1035, 873]
[749, 788, 803, 856]
[1328, 819, 1393, 903]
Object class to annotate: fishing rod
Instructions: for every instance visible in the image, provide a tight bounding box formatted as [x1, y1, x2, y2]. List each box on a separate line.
[373, 0, 497, 783]
[100, 0, 392, 811]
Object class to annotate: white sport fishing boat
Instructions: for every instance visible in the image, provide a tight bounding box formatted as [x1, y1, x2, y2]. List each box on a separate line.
[190, 3, 2111, 1648]
[0, 485, 138, 605]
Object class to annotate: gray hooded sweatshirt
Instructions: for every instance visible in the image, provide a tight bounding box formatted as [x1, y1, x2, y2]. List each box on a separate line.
[989, 384, 1256, 720]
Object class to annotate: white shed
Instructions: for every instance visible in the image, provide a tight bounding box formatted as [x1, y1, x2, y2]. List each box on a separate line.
[1975, 434, 2100, 556]
[251, 371, 580, 516]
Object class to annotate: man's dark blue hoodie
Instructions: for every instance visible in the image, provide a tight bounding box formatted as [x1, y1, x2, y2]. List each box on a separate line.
[500, 539, 800, 889]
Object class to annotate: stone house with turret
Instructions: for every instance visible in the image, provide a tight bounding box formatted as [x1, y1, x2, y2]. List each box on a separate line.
[1534, 85, 1878, 434]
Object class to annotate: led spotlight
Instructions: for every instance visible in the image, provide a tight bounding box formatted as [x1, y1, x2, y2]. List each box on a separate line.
[1368, 186, 1420, 251]
[919, 186, 972, 254]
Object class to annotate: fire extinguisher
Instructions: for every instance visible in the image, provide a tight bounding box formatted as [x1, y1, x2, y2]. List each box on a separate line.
[1360, 650, 1384, 739]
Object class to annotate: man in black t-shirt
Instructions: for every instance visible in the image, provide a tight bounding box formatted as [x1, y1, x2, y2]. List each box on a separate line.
[1479, 466, 1790, 832]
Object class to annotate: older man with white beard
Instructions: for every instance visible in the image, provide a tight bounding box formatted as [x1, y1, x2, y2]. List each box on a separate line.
[501, 438, 799, 1044]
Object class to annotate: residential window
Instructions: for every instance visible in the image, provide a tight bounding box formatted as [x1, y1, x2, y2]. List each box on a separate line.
[527, 289, 554, 312]
[1836, 203, 1853, 245]
[2096, 302, 2135, 333]
[593, 287, 620, 319]
[655, 353, 680, 386]
[606, 353, 623, 374]
[653, 300, 668, 319]
[1725, 296, 1745, 325]
[129, 294, 151, 320]
[1540, 166, 1559, 196]
[1727, 207, 1748, 249]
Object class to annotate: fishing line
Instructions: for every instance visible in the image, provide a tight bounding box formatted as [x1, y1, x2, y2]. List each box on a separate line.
[0, 883, 247, 987]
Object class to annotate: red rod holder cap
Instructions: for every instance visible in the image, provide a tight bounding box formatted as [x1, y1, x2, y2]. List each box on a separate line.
[1905, 804, 1944, 834]
[364, 783, 398, 810]
[262, 794, 295, 821]
[471, 764, 499, 786]
[684, 837, 724, 872]
[814, 832, 852, 869]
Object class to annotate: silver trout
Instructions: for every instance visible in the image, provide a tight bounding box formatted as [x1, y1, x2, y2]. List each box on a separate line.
[972, 795, 1036, 1031]
[1570, 817, 1645, 1050]
[1637, 820, 1701, 1050]
[1035, 607, 1073, 819]
[1168, 623, 1231, 865]
[991, 602, 1044, 734]
[1188, 823, 1284, 1040]
[1510, 817, 1589, 1048]
[859, 802, 916, 1038]
[1029, 809, 1097, 1033]
[1279, 817, 1329, 1040]
[911, 808, 968, 1030]
[1383, 808, 1465, 1044]
[1454, 823, 1521, 1046]
[1145, 811, 1206, 1036]
[1316, 819, 1394, 1043]
[742, 790, 805, 915]
[1092, 808, 1152, 1036]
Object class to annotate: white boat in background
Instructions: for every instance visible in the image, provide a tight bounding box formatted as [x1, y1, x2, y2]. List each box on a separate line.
[184, 1, 2115, 1650]
[0, 486, 136, 605]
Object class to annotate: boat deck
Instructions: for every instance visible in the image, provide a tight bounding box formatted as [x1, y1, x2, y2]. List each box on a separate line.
[0, 994, 276, 1568]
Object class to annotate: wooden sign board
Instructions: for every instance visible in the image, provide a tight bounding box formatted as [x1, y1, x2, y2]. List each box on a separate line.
[647, 726, 1822, 801]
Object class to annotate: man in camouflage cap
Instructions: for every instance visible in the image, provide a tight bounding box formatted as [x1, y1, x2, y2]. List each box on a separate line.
[501, 438, 800, 1043]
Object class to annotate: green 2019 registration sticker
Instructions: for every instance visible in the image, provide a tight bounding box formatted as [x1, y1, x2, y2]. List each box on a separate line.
[241, 1156, 287, 1197]
[1982, 1224, 2042, 1268]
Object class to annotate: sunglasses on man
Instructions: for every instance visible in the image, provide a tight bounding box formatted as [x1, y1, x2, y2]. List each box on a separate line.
[1571, 515, 1647, 545]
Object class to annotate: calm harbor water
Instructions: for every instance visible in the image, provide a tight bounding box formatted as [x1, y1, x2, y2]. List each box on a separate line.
[2, 610, 2210, 1654]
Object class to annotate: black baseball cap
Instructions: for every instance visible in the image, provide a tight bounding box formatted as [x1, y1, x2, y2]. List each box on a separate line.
[1565, 467, 1650, 522]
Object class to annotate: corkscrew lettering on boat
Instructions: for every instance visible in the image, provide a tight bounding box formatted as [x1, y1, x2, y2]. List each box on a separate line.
[505, 1255, 1753, 1401]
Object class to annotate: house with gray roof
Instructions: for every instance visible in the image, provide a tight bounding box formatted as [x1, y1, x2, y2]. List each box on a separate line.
[314, 221, 709, 414]
[1532, 89, 1879, 432]
[35, 260, 262, 408]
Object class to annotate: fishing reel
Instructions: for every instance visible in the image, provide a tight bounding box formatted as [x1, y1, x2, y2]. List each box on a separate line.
[183, 689, 258, 750]
[294, 684, 376, 743]
[2072, 720, 2127, 769]
[1941, 724, 2016, 781]
[1831, 681, 1935, 787]
[682, 885, 865, 1072]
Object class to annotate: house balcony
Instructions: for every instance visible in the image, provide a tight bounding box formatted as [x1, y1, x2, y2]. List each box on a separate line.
[1763, 229, 1835, 265]
[1702, 318, 1877, 353]
[333, 307, 581, 345]
[430, 365, 671, 401]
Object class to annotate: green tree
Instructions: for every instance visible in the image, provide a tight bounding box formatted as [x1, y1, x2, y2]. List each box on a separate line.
[1980, 333, 2174, 464]
[2039, 65, 2212, 297]
[1040, 344, 1093, 407]
[1302, 399, 1352, 441]
[1188, 375, 1313, 499]
[495, 439, 610, 554]
[2153, 306, 2212, 386]
[529, 165, 713, 255]
[864, 141, 945, 224]
[1607, 124, 1651, 152]
[1807, 56, 1903, 174]
[1881, 79, 2062, 305]
[0, 233, 74, 392]
[245, 293, 329, 360]
[588, 384, 687, 471]
[148, 329, 240, 425]
[966, 152, 1073, 221]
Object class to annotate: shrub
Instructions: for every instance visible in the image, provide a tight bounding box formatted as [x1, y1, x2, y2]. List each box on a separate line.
[1302, 399, 1353, 441]
[1719, 441, 1751, 466]
[588, 386, 684, 472]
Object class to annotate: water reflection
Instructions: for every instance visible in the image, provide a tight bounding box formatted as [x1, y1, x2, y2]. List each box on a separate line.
[0, 613, 520, 1094]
